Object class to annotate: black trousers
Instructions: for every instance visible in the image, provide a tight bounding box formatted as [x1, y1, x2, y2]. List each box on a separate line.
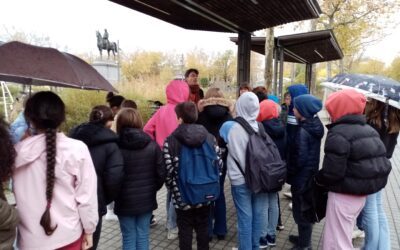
[176, 206, 210, 250]
[292, 188, 313, 248]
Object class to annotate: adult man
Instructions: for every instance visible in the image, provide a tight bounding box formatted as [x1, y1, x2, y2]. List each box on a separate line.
[103, 29, 109, 48]
[185, 68, 204, 104]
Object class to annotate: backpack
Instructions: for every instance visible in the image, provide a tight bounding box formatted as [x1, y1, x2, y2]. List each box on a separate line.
[178, 141, 220, 205]
[233, 117, 287, 193]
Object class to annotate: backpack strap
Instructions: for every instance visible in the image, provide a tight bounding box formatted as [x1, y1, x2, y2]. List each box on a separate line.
[234, 117, 255, 135]
[233, 157, 245, 177]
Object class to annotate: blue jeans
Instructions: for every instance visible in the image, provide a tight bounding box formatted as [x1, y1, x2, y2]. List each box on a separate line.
[208, 171, 227, 236]
[261, 192, 278, 237]
[118, 212, 152, 250]
[362, 190, 390, 250]
[166, 190, 177, 230]
[231, 184, 267, 250]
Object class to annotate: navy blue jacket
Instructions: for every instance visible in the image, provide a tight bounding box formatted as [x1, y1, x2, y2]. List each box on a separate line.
[261, 118, 287, 160]
[287, 116, 324, 188]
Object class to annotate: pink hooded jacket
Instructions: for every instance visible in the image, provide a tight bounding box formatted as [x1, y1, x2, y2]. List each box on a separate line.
[144, 80, 190, 147]
[13, 133, 98, 250]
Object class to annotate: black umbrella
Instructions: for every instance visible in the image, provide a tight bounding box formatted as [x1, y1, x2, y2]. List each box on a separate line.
[322, 73, 400, 109]
[0, 41, 117, 92]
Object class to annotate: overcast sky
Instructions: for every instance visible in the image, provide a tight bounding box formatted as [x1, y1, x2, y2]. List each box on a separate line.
[1, 0, 399, 65]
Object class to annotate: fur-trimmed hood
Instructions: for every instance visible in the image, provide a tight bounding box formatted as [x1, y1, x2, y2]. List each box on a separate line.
[197, 97, 234, 114]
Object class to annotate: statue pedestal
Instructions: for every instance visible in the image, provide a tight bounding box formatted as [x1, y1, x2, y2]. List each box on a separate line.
[92, 60, 119, 85]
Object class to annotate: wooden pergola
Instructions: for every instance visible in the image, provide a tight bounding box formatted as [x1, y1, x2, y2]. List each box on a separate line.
[110, 0, 322, 90]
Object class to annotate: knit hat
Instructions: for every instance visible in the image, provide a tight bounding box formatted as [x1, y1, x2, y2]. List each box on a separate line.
[257, 100, 279, 122]
[325, 89, 366, 122]
[293, 94, 322, 119]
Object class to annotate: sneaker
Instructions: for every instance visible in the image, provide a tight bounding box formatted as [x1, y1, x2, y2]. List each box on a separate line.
[283, 192, 292, 199]
[266, 235, 276, 246]
[167, 227, 179, 240]
[290, 247, 312, 250]
[105, 210, 118, 221]
[150, 215, 157, 227]
[352, 229, 365, 239]
[217, 234, 225, 241]
[259, 237, 269, 249]
[289, 202, 293, 210]
[276, 224, 285, 231]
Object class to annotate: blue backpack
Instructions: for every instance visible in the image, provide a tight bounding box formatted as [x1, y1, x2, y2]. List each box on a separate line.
[178, 141, 220, 205]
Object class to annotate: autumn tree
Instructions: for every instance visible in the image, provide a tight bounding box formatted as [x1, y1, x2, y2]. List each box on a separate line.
[351, 59, 386, 75]
[387, 57, 400, 81]
[317, 0, 399, 77]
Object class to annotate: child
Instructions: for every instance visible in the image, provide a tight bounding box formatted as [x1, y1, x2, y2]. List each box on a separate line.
[197, 88, 233, 241]
[13, 91, 98, 250]
[144, 79, 189, 239]
[164, 102, 221, 250]
[288, 94, 324, 250]
[69, 105, 124, 249]
[0, 117, 18, 250]
[115, 108, 166, 250]
[315, 89, 391, 250]
[360, 99, 400, 250]
[257, 99, 287, 247]
[219, 92, 268, 250]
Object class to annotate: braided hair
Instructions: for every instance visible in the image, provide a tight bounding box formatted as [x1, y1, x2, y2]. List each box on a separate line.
[24, 91, 65, 236]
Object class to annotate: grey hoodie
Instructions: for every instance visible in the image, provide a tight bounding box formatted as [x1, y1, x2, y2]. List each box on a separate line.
[222, 92, 260, 185]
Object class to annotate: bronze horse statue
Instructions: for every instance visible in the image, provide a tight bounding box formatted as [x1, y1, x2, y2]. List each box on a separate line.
[96, 31, 118, 60]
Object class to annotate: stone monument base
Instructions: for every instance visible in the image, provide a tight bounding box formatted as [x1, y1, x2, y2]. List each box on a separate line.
[92, 60, 119, 85]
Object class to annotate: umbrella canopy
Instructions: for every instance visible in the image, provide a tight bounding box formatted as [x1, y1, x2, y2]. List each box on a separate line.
[0, 41, 117, 92]
[321, 73, 400, 109]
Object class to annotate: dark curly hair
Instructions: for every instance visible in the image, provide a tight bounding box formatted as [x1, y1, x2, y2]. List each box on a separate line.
[24, 91, 65, 236]
[0, 117, 15, 182]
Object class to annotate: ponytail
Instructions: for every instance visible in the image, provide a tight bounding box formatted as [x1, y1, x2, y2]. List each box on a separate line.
[39, 128, 58, 235]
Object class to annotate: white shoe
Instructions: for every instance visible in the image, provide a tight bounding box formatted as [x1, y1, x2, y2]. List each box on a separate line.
[167, 227, 179, 240]
[352, 229, 365, 239]
[283, 192, 292, 199]
[105, 210, 118, 221]
[289, 202, 292, 210]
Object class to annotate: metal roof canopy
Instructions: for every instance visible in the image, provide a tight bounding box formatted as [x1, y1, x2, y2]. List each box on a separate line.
[231, 30, 343, 97]
[110, 0, 321, 89]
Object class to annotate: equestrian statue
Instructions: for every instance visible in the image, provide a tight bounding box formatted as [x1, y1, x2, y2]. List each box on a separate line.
[96, 29, 118, 60]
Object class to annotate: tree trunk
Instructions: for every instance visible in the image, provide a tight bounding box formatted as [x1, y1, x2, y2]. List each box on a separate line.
[264, 28, 274, 91]
[290, 63, 296, 84]
[327, 62, 332, 80]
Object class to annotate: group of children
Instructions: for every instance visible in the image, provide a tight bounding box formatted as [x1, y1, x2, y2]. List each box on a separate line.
[0, 71, 397, 250]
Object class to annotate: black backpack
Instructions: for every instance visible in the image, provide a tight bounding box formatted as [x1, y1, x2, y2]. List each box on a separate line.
[233, 117, 287, 193]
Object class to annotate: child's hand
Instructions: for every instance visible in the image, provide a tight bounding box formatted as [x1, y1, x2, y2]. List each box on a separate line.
[81, 234, 93, 250]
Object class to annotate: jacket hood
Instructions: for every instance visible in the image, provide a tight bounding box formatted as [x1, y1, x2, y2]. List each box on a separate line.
[69, 122, 118, 147]
[294, 94, 322, 119]
[288, 84, 308, 114]
[262, 118, 285, 139]
[198, 97, 234, 114]
[236, 92, 260, 131]
[300, 117, 324, 139]
[173, 124, 209, 147]
[326, 89, 366, 122]
[166, 80, 190, 105]
[257, 100, 279, 122]
[119, 128, 152, 149]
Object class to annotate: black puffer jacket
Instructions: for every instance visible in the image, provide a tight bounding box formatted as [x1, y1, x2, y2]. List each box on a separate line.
[316, 115, 392, 195]
[261, 118, 287, 160]
[369, 119, 399, 159]
[69, 122, 124, 215]
[287, 117, 324, 188]
[115, 128, 165, 216]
